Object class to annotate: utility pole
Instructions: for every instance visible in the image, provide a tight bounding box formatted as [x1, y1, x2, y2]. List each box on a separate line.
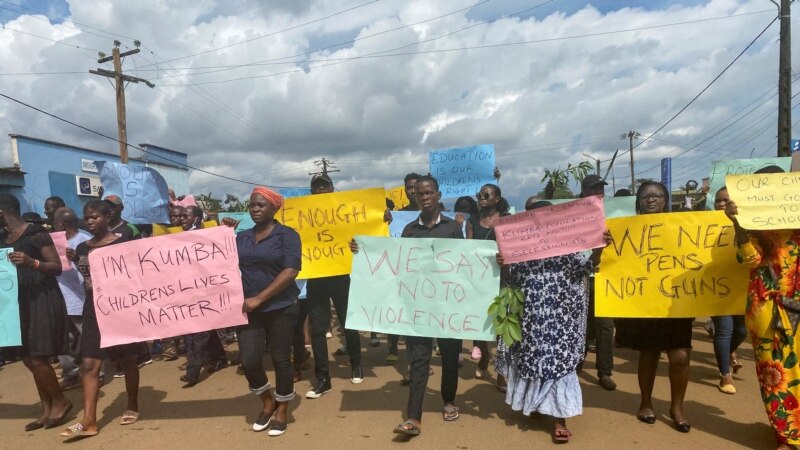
[90, 40, 154, 164]
[582, 152, 601, 175]
[309, 157, 341, 176]
[621, 131, 640, 191]
[777, 0, 792, 157]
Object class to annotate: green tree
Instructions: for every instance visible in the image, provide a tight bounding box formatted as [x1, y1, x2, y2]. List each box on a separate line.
[195, 192, 222, 212]
[539, 161, 594, 199]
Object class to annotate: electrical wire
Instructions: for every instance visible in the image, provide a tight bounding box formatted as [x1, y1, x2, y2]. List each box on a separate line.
[0, 92, 305, 189]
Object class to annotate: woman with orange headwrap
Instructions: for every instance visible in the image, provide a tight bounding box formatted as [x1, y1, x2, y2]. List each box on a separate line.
[227, 186, 301, 437]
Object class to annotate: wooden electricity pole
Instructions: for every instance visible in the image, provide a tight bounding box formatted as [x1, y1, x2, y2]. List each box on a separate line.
[309, 157, 341, 176]
[777, 0, 792, 157]
[90, 41, 154, 163]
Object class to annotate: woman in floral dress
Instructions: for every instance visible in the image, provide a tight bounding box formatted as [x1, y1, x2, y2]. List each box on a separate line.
[726, 166, 800, 449]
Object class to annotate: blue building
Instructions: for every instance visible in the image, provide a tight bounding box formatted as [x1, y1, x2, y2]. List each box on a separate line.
[7, 134, 190, 215]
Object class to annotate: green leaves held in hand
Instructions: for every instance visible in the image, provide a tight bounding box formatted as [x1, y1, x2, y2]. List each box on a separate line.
[487, 286, 524, 346]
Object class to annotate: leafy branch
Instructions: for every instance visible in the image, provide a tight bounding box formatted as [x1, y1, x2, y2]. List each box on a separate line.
[487, 286, 524, 346]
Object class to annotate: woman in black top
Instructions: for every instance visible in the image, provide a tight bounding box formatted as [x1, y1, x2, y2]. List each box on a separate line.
[0, 194, 71, 431]
[615, 181, 693, 433]
[468, 184, 511, 383]
[61, 200, 139, 439]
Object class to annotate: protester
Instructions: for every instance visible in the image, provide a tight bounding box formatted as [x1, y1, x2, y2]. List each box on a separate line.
[580, 175, 617, 391]
[710, 186, 746, 394]
[169, 205, 186, 228]
[392, 175, 464, 436]
[51, 207, 92, 391]
[305, 173, 364, 399]
[725, 165, 800, 449]
[400, 172, 422, 212]
[468, 184, 510, 382]
[223, 186, 300, 436]
[60, 199, 142, 439]
[182, 205, 204, 231]
[615, 181, 692, 433]
[495, 200, 611, 443]
[43, 196, 65, 227]
[0, 194, 71, 431]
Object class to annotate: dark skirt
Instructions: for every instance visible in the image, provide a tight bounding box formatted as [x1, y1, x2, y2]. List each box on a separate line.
[80, 296, 139, 361]
[615, 318, 693, 352]
[18, 275, 69, 358]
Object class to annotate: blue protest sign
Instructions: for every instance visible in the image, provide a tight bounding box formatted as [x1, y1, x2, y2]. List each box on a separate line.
[96, 161, 170, 224]
[429, 145, 495, 198]
[389, 211, 419, 237]
[0, 248, 20, 347]
[278, 187, 311, 198]
[217, 212, 254, 233]
[661, 157, 672, 206]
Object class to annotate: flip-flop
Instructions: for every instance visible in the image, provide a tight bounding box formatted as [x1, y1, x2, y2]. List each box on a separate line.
[553, 425, 572, 443]
[60, 423, 98, 439]
[44, 401, 73, 429]
[442, 405, 459, 421]
[120, 410, 140, 425]
[24, 421, 43, 431]
[393, 420, 421, 436]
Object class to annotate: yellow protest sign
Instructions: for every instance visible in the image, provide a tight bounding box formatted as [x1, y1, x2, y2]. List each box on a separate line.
[386, 185, 410, 210]
[726, 172, 800, 230]
[595, 211, 748, 318]
[152, 224, 183, 236]
[152, 220, 217, 236]
[276, 188, 389, 279]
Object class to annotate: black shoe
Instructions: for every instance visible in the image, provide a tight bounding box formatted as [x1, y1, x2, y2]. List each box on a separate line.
[180, 375, 197, 387]
[598, 375, 617, 391]
[333, 346, 348, 356]
[207, 360, 229, 373]
[351, 366, 364, 384]
[305, 379, 332, 399]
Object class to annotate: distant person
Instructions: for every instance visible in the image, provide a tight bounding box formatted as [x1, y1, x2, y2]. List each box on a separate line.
[44, 196, 66, 226]
[579, 175, 617, 391]
[400, 173, 422, 212]
[168, 205, 186, 228]
[710, 186, 746, 395]
[182, 205, 204, 231]
[52, 207, 92, 391]
[0, 194, 71, 432]
[103, 195, 141, 240]
[614, 189, 632, 197]
[305, 173, 364, 400]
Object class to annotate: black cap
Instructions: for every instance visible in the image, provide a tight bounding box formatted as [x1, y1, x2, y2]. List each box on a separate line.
[310, 173, 333, 186]
[581, 174, 608, 191]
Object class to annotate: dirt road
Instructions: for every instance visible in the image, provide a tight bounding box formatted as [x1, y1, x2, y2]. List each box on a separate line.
[0, 322, 775, 449]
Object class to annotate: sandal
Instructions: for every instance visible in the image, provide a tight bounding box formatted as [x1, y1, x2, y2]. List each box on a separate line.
[393, 420, 421, 436]
[553, 424, 572, 443]
[60, 423, 98, 439]
[120, 410, 140, 425]
[442, 405, 459, 421]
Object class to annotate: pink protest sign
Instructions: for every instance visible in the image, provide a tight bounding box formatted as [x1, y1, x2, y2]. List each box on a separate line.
[50, 231, 72, 272]
[495, 196, 606, 264]
[88, 226, 246, 348]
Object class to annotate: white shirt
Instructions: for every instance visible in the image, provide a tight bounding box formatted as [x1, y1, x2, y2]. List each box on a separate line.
[56, 229, 91, 316]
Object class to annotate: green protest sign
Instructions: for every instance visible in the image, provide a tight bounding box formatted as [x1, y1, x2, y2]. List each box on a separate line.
[706, 157, 791, 209]
[347, 236, 500, 340]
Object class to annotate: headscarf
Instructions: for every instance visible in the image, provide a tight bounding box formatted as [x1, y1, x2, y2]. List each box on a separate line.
[251, 186, 284, 210]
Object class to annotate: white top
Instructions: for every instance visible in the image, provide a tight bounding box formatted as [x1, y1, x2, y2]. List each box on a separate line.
[56, 229, 92, 316]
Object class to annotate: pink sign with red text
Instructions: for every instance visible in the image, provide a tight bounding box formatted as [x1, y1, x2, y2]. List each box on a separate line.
[494, 196, 606, 264]
[88, 226, 247, 347]
[50, 231, 72, 272]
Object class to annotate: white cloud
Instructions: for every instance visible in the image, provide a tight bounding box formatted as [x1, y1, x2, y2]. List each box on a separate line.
[0, 0, 794, 207]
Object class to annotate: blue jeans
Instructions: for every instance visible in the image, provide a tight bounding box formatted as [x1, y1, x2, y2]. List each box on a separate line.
[711, 315, 747, 375]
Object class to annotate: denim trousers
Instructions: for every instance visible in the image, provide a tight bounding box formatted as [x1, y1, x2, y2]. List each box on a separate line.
[307, 275, 361, 381]
[711, 315, 747, 375]
[238, 303, 299, 401]
[185, 330, 227, 381]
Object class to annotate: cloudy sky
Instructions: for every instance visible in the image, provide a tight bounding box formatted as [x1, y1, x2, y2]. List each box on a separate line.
[0, 0, 795, 208]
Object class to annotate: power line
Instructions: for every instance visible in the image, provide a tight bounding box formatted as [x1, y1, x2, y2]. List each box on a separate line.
[158, 9, 773, 87]
[138, 0, 380, 67]
[610, 15, 778, 161]
[0, 92, 303, 189]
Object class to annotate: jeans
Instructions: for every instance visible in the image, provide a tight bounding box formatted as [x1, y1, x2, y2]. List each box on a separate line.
[406, 336, 461, 421]
[185, 330, 227, 381]
[292, 300, 309, 369]
[57, 316, 83, 381]
[307, 275, 361, 381]
[711, 315, 747, 375]
[587, 283, 614, 377]
[239, 303, 298, 401]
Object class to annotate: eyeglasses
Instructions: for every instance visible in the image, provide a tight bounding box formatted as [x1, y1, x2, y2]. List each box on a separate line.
[476, 192, 493, 200]
[641, 194, 665, 200]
